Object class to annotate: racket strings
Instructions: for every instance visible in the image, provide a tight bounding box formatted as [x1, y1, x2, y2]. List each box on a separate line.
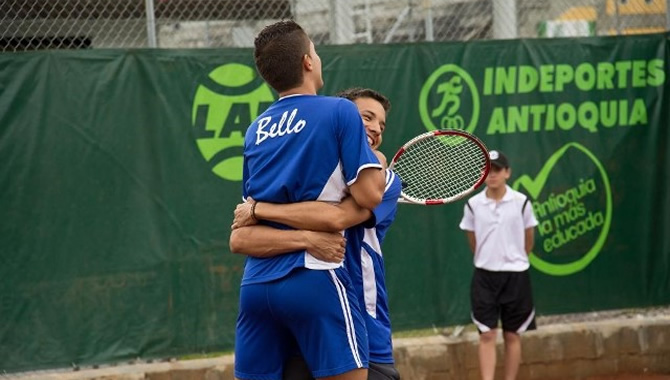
[393, 134, 487, 202]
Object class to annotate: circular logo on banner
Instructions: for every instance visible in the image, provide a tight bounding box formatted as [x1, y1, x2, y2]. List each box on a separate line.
[419, 64, 480, 134]
[513, 143, 613, 276]
[191, 63, 275, 181]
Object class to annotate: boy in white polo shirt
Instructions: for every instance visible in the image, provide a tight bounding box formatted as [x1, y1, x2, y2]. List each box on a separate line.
[459, 150, 538, 380]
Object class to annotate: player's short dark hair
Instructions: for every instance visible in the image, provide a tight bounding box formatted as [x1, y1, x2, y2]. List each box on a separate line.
[254, 20, 311, 93]
[336, 87, 392, 113]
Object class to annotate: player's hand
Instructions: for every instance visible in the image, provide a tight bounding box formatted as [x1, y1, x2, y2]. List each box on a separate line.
[231, 198, 258, 229]
[303, 231, 346, 263]
[374, 150, 388, 169]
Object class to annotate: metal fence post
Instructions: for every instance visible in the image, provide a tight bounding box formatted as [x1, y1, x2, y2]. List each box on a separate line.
[145, 0, 157, 48]
[329, 0, 354, 44]
[614, 0, 621, 35]
[424, 0, 434, 42]
[492, 0, 518, 39]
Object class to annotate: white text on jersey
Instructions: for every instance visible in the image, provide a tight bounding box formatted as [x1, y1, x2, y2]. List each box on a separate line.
[255, 108, 307, 145]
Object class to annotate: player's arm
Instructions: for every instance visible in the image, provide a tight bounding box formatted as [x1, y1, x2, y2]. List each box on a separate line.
[465, 231, 476, 254]
[348, 167, 385, 210]
[524, 227, 535, 254]
[229, 225, 345, 263]
[373, 150, 388, 169]
[460, 202, 476, 254]
[233, 196, 373, 232]
[522, 198, 538, 255]
[346, 149, 388, 212]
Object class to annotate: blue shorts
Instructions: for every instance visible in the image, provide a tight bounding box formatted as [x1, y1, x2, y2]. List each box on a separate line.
[234, 267, 369, 380]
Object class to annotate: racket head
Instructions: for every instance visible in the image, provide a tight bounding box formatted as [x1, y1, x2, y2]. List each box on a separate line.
[388, 129, 491, 205]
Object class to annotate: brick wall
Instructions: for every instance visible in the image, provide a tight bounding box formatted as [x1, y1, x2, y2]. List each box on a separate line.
[394, 316, 670, 380]
[23, 315, 670, 380]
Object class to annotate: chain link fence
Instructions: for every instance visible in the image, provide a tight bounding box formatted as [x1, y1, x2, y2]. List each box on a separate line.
[1, 0, 669, 50]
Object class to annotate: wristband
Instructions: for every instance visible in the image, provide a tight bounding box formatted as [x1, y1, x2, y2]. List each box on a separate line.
[250, 200, 258, 222]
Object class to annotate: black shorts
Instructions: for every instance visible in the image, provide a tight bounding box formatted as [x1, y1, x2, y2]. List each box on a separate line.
[470, 268, 536, 334]
[283, 356, 401, 380]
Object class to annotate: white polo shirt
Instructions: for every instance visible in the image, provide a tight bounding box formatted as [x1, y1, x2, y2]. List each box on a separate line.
[459, 185, 538, 272]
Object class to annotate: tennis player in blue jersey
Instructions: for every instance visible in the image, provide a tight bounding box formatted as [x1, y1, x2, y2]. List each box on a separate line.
[232, 21, 385, 380]
[231, 88, 402, 380]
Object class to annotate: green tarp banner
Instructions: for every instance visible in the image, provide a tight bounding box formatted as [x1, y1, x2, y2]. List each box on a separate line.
[1, 33, 669, 372]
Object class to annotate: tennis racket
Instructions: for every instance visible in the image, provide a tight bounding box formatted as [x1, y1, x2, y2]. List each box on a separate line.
[388, 129, 490, 205]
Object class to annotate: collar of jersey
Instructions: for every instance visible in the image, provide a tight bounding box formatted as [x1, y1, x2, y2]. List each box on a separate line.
[278, 93, 314, 101]
[482, 185, 513, 204]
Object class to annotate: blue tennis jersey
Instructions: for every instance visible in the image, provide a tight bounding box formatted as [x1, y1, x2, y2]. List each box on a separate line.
[345, 169, 402, 363]
[241, 94, 381, 285]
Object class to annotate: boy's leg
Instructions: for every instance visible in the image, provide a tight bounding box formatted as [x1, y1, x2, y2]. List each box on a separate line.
[500, 270, 536, 380]
[500, 270, 536, 334]
[271, 267, 369, 379]
[283, 359, 400, 380]
[368, 362, 401, 380]
[283, 356, 313, 380]
[319, 369, 367, 380]
[478, 330, 498, 380]
[470, 268, 502, 380]
[282, 357, 367, 380]
[502, 331, 521, 380]
[235, 282, 293, 380]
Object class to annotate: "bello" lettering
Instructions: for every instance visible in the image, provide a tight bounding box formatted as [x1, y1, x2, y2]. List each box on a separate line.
[255, 108, 307, 145]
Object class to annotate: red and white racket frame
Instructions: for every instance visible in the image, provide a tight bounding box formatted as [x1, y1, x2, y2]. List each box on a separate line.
[388, 129, 491, 205]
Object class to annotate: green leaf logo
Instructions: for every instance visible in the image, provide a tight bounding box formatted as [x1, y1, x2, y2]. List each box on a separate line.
[513, 143, 612, 276]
